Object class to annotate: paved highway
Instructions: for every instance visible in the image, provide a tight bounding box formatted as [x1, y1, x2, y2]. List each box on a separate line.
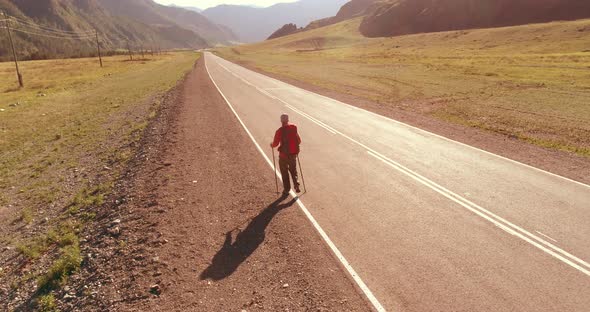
[204, 52, 590, 312]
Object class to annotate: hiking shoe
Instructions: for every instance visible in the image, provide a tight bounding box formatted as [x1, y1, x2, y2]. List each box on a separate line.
[295, 186, 301, 193]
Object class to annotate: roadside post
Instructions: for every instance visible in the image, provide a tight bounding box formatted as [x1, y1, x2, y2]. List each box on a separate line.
[2, 11, 24, 88]
[272, 147, 279, 194]
[94, 29, 103, 67]
[297, 154, 307, 193]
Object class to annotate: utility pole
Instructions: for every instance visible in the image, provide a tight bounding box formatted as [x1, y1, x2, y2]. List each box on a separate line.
[140, 46, 145, 59]
[2, 12, 24, 88]
[94, 29, 103, 67]
[150, 35, 155, 57]
[127, 41, 133, 61]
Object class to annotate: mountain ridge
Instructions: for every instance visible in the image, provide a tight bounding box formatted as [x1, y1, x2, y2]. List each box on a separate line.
[268, 0, 590, 40]
[359, 0, 590, 37]
[202, 0, 348, 43]
[0, 0, 235, 61]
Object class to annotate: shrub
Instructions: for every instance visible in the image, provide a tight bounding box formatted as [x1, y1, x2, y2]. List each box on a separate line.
[38, 244, 82, 292]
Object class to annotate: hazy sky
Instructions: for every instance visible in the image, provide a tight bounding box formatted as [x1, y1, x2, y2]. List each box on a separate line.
[153, 0, 297, 10]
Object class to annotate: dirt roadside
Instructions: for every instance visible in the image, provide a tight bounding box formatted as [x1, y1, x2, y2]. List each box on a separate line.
[222, 58, 590, 185]
[69, 58, 369, 311]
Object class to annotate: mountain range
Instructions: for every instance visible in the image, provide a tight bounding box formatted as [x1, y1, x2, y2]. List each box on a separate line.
[202, 0, 348, 43]
[267, 0, 590, 40]
[359, 0, 590, 37]
[0, 0, 236, 61]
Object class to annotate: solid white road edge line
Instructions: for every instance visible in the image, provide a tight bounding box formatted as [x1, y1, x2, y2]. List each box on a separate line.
[204, 54, 387, 312]
[210, 54, 590, 276]
[367, 150, 590, 277]
[212, 54, 590, 190]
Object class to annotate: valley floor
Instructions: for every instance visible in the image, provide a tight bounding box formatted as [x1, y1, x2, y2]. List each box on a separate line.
[216, 18, 590, 183]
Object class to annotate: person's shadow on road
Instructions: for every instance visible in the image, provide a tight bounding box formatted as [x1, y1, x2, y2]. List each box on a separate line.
[200, 194, 297, 281]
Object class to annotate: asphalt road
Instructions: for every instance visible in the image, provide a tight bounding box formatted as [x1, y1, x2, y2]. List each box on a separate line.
[204, 52, 590, 312]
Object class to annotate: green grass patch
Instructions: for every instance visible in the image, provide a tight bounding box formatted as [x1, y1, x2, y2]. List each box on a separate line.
[16, 237, 49, 260]
[37, 243, 82, 293]
[20, 207, 34, 224]
[37, 293, 59, 312]
[68, 183, 111, 215]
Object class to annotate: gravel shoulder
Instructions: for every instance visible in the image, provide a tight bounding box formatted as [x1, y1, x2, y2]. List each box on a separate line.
[77, 57, 369, 311]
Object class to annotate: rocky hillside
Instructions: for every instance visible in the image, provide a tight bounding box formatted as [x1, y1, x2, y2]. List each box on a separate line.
[202, 0, 348, 43]
[0, 0, 235, 61]
[359, 0, 590, 37]
[305, 0, 376, 30]
[99, 0, 236, 45]
[267, 23, 302, 40]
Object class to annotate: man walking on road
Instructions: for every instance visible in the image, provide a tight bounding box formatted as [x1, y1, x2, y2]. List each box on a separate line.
[271, 114, 302, 194]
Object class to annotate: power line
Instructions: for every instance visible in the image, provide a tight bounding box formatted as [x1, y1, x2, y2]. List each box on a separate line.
[1, 10, 110, 89]
[8, 15, 94, 35]
[10, 27, 94, 40]
[11, 20, 95, 36]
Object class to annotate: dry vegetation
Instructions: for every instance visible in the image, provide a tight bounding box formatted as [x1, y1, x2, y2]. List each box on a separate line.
[0, 52, 198, 310]
[217, 18, 590, 157]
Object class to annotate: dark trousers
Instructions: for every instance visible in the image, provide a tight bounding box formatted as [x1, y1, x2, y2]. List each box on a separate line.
[279, 155, 299, 192]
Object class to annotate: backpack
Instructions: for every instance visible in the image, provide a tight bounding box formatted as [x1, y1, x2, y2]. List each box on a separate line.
[279, 125, 299, 155]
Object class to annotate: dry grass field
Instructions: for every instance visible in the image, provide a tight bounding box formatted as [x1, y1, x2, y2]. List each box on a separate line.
[0, 52, 198, 309]
[217, 18, 590, 157]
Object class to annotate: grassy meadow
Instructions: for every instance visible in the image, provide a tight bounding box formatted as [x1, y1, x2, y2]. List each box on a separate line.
[217, 18, 590, 157]
[0, 52, 198, 308]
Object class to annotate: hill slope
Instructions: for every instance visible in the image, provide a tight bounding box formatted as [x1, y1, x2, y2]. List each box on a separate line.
[359, 0, 590, 37]
[267, 23, 301, 40]
[217, 17, 590, 159]
[305, 0, 376, 30]
[202, 0, 348, 43]
[0, 0, 234, 61]
[99, 0, 236, 45]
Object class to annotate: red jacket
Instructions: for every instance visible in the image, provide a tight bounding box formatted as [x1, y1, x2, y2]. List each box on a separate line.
[272, 123, 301, 158]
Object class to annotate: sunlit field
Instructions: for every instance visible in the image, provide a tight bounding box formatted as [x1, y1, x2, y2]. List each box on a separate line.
[217, 18, 590, 157]
[0, 52, 198, 303]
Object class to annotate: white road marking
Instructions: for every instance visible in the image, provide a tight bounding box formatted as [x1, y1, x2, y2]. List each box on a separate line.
[286, 104, 337, 134]
[210, 54, 590, 277]
[205, 54, 387, 312]
[212, 54, 590, 190]
[216, 61, 339, 135]
[536, 231, 558, 243]
[367, 151, 590, 277]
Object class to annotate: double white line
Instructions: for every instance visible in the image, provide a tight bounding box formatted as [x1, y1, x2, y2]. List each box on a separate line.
[367, 150, 590, 277]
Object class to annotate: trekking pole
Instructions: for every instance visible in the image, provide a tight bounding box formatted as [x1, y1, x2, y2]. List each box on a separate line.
[271, 147, 279, 194]
[297, 154, 307, 193]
